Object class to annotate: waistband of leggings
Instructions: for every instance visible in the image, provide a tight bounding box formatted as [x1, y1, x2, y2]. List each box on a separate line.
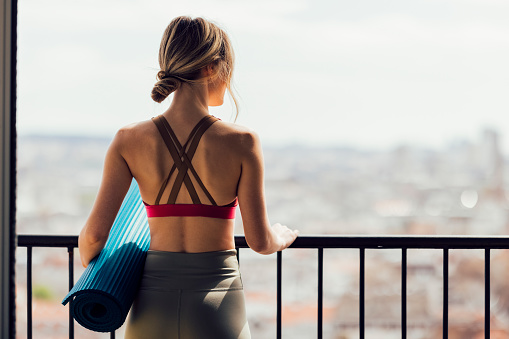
[147, 248, 237, 257]
[139, 249, 242, 291]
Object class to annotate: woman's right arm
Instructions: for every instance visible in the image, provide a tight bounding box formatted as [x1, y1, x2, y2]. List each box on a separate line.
[237, 130, 298, 255]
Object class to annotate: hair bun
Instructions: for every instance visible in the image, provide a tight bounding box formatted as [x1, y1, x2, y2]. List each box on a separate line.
[157, 70, 168, 80]
[151, 76, 181, 103]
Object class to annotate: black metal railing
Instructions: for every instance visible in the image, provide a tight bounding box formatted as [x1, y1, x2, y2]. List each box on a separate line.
[17, 234, 509, 339]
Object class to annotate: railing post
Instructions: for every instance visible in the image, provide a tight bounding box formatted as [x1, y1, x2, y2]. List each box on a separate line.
[359, 248, 365, 339]
[277, 251, 282, 339]
[443, 248, 449, 339]
[485, 248, 490, 339]
[402, 248, 407, 339]
[317, 248, 323, 339]
[27, 246, 32, 339]
[68, 247, 74, 339]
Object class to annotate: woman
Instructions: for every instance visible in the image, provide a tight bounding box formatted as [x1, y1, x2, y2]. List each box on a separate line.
[78, 16, 299, 339]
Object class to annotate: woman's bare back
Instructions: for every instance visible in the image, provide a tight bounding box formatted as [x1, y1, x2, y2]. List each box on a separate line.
[118, 115, 252, 253]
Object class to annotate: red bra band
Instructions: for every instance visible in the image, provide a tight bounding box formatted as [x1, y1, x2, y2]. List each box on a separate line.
[144, 199, 237, 219]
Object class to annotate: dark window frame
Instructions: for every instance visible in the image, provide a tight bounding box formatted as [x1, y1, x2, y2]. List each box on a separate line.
[1, 0, 17, 338]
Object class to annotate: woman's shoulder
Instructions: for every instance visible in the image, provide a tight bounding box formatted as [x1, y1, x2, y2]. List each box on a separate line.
[213, 119, 259, 142]
[117, 118, 164, 139]
[212, 120, 261, 152]
[110, 119, 159, 152]
[116, 119, 155, 137]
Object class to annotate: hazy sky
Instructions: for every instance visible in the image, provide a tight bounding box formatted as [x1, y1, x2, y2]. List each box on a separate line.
[17, 0, 509, 150]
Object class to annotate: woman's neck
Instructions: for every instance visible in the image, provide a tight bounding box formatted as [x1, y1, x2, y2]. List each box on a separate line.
[165, 82, 210, 121]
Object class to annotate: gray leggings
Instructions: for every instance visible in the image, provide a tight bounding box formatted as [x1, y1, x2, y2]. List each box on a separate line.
[124, 249, 251, 339]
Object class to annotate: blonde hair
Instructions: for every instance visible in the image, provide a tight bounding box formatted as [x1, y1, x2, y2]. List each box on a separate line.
[151, 16, 238, 117]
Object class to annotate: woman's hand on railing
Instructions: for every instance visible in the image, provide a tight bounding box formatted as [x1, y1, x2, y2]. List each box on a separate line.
[272, 223, 299, 251]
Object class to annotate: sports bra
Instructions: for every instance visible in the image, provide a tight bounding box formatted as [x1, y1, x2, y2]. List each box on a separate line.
[143, 115, 238, 219]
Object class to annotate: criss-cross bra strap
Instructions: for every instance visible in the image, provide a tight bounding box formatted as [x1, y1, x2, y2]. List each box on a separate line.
[160, 115, 219, 205]
[152, 115, 219, 206]
[152, 116, 199, 204]
[154, 163, 177, 205]
[153, 115, 211, 204]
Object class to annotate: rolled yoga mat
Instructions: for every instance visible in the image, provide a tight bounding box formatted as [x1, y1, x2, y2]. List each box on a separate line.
[62, 179, 150, 332]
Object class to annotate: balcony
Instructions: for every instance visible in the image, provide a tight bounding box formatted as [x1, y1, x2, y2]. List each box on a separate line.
[16, 234, 509, 339]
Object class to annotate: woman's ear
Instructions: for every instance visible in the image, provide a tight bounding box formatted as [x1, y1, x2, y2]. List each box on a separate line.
[203, 62, 219, 79]
[206, 63, 215, 74]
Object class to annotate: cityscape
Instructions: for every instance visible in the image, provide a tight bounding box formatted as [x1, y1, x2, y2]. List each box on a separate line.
[15, 128, 509, 338]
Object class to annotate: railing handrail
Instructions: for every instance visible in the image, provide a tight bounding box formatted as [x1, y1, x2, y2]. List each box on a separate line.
[17, 234, 509, 249]
[17, 235, 78, 248]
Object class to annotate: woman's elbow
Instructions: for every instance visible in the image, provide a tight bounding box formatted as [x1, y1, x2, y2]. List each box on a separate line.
[78, 241, 90, 268]
[78, 227, 107, 266]
[250, 246, 274, 255]
[246, 236, 279, 255]
[249, 243, 272, 255]
[80, 257, 89, 268]
[78, 235, 95, 253]
[80, 226, 107, 247]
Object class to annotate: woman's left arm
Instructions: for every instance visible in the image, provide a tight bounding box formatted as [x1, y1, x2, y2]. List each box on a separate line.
[78, 130, 133, 267]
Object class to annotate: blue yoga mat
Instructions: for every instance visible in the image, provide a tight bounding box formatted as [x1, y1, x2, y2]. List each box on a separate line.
[62, 179, 150, 332]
